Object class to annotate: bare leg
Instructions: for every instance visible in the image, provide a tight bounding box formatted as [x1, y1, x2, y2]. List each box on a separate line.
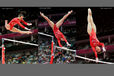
[87, 8, 97, 35]
[87, 23, 92, 35]
[9, 26, 32, 34]
[57, 40, 63, 47]
[11, 27, 32, 34]
[61, 35, 71, 47]
[5, 20, 32, 34]
[56, 10, 73, 28]
[40, 12, 54, 29]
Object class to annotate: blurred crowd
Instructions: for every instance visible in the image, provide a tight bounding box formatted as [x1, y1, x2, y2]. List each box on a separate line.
[3, 49, 39, 64]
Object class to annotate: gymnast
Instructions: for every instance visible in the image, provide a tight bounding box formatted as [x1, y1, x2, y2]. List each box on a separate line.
[87, 8, 106, 62]
[5, 14, 32, 34]
[40, 10, 73, 47]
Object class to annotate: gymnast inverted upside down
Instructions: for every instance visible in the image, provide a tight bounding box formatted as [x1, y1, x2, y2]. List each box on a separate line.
[87, 8, 106, 62]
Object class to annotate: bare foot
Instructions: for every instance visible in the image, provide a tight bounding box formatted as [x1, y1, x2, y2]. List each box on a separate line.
[40, 12, 44, 16]
[21, 31, 32, 34]
[68, 10, 73, 14]
[88, 8, 92, 15]
[26, 31, 32, 34]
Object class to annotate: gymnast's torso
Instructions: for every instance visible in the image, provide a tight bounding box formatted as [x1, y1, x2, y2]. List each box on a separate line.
[9, 18, 20, 28]
[8, 18, 27, 30]
[89, 29, 100, 47]
[53, 24, 63, 40]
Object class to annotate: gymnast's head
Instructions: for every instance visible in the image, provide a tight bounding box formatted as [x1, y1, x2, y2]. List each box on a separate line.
[18, 14, 24, 19]
[95, 46, 101, 53]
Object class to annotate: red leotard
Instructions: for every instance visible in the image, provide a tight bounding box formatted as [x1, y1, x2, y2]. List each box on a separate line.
[8, 18, 28, 30]
[53, 24, 68, 47]
[89, 29, 104, 58]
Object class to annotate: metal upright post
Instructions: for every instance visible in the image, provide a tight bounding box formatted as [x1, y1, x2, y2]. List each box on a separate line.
[2, 38, 5, 64]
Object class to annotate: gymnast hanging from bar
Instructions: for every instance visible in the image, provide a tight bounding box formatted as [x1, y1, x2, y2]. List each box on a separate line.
[87, 8, 106, 62]
[40, 10, 73, 47]
[5, 14, 32, 34]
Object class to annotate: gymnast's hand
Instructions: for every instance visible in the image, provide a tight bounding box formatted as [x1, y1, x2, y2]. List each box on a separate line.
[96, 58, 99, 63]
[67, 42, 71, 47]
[27, 23, 32, 26]
[102, 47, 106, 53]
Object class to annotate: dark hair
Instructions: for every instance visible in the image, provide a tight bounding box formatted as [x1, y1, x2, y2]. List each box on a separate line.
[18, 14, 24, 17]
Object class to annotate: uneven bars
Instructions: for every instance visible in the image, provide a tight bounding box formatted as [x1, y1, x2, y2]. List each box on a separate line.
[55, 46, 76, 52]
[38, 32, 53, 38]
[55, 46, 113, 64]
[75, 55, 114, 64]
[3, 38, 38, 47]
